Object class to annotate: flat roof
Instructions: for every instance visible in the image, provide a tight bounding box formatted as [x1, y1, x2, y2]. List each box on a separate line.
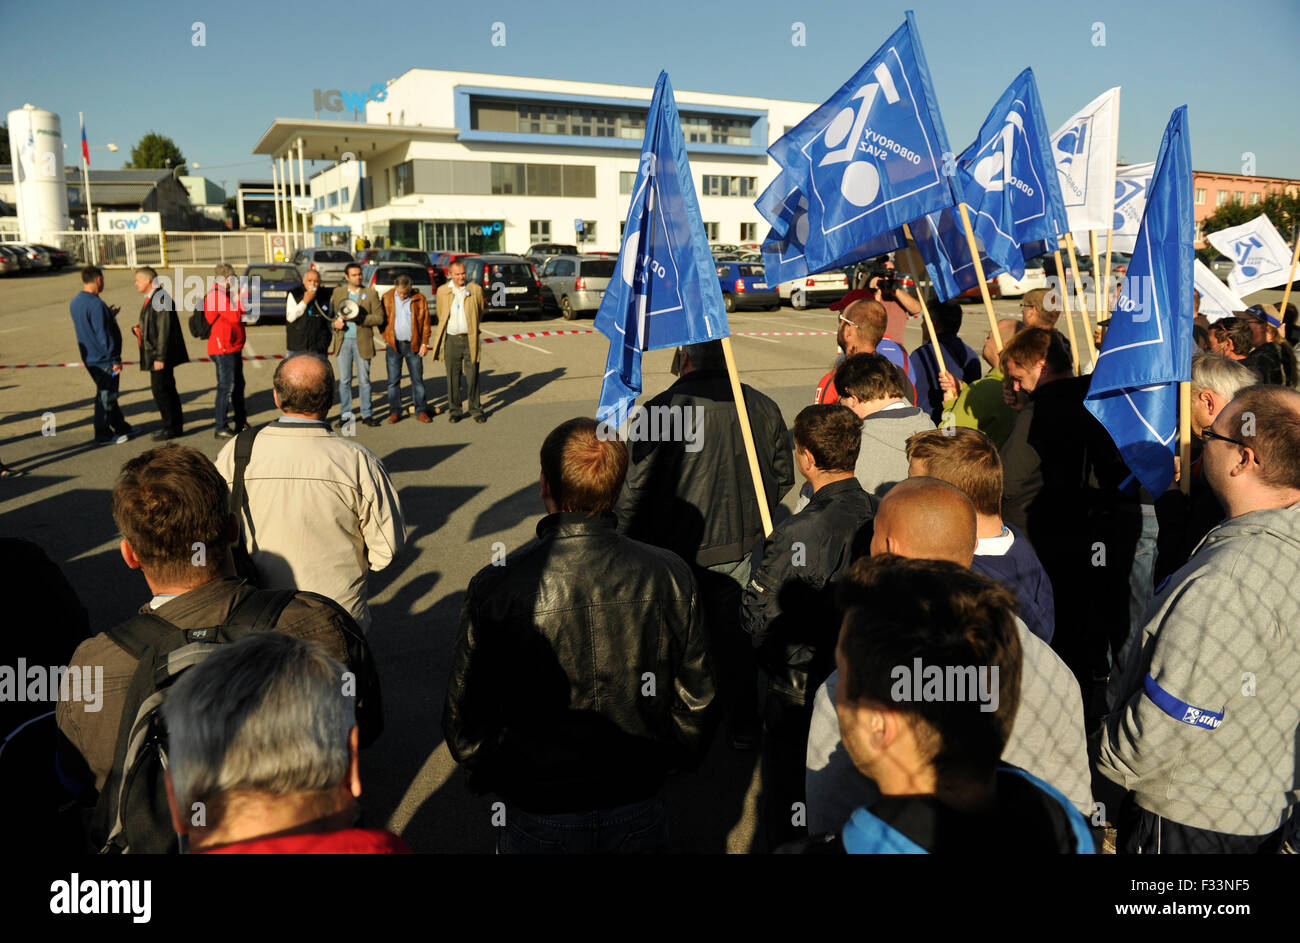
[252, 118, 459, 160]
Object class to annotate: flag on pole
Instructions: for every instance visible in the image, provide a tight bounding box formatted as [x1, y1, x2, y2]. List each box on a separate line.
[1084, 106, 1193, 498]
[1193, 259, 1245, 323]
[80, 114, 90, 166]
[907, 207, 1001, 301]
[957, 68, 1068, 281]
[1107, 162, 1155, 253]
[1051, 87, 1121, 233]
[759, 11, 955, 279]
[594, 71, 728, 424]
[1205, 214, 1296, 296]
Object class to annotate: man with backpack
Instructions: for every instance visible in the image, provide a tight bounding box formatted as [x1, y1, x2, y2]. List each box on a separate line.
[201, 264, 248, 440]
[57, 444, 382, 853]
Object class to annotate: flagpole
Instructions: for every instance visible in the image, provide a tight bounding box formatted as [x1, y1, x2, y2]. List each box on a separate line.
[80, 113, 97, 265]
[1052, 241, 1081, 376]
[1179, 381, 1191, 497]
[1063, 232, 1099, 366]
[720, 337, 774, 538]
[1090, 230, 1104, 324]
[1102, 228, 1114, 320]
[1277, 226, 1300, 328]
[903, 223, 951, 375]
[956, 203, 1002, 351]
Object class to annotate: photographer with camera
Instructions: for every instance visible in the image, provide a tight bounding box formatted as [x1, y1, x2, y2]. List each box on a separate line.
[859, 258, 921, 345]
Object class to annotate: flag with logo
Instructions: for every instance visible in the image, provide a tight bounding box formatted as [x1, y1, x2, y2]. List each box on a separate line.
[1205, 214, 1296, 296]
[957, 68, 1068, 282]
[759, 11, 955, 279]
[1193, 259, 1245, 323]
[906, 207, 1001, 301]
[594, 71, 728, 424]
[1051, 87, 1121, 233]
[1107, 162, 1155, 253]
[1084, 106, 1193, 498]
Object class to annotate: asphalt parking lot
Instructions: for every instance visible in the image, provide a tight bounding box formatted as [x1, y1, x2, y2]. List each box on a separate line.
[2, 264, 1266, 851]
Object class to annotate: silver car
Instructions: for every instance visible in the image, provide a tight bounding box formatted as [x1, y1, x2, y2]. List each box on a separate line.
[291, 247, 356, 287]
[539, 254, 616, 320]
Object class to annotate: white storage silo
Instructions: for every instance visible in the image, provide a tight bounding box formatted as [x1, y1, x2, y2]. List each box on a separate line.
[7, 104, 70, 243]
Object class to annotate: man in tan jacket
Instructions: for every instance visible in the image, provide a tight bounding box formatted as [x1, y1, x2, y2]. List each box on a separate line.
[329, 263, 386, 426]
[381, 275, 435, 423]
[432, 260, 486, 423]
[215, 354, 406, 631]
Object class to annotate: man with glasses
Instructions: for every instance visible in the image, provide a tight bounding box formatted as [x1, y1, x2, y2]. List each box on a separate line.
[329, 264, 385, 427]
[1098, 385, 1300, 853]
[815, 291, 915, 406]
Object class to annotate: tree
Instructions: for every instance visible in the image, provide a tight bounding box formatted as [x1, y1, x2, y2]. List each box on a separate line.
[125, 132, 186, 174]
[0, 124, 8, 164]
[1199, 190, 1299, 262]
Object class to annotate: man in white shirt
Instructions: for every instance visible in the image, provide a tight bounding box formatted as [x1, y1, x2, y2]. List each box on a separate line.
[431, 261, 487, 423]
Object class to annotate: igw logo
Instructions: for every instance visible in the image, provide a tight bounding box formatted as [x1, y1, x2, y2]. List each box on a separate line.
[107, 214, 152, 231]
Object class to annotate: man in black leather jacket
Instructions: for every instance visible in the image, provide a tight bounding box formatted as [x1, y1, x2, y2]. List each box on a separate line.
[442, 418, 716, 853]
[616, 340, 794, 750]
[741, 404, 875, 849]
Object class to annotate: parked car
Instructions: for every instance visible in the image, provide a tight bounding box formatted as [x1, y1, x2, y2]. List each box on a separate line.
[526, 243, 578, 268]
[538, 254, 615, 320]
[1042, 252, 1094, 283]
[9, 244, 51, 271]
[356, 247, 444, 289]
[431, 251, 475, 276]
[291, 247, 355, 286]
[780, 267, 850, 309]
[360, 262, 435, 306]
[463, 254, 543, 319]
[0, 246, 23, 276]
[1208, 253, 1234, 280]
[992, 263, 1050, 298]
[30, 243, 72, 270]
[716, 260, 778, 312]
[240, 264, 303, 323]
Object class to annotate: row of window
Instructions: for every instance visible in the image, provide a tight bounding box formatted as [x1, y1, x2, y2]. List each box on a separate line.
[313, 186, 350, 212]
[1195, 187, 1262, 207]
[382, 159, 598, 199]
[472, 100, 753, 146]
[619, 172, 758, 197]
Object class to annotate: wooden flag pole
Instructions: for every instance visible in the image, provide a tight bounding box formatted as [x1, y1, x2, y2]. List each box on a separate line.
[1102, 228, 1114, 320]
[1052, 242, 1081, 376]
[1064, 232, 1100, 366]
[957, 203, 1002, 350]
[720, 336, 774, 538]
[903, 223, 950, 374]
[1179, 380, 1191, 497]
[1277, 226, 1300, 329]
[1090, 230, 1104, 324]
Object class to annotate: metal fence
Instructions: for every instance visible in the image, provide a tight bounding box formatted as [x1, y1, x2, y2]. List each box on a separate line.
[2, 230, 270, 269]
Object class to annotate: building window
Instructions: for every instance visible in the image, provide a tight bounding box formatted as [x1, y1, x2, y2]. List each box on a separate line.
[394, 161, 413, 198]
[620, 171, 637, 195]
[340, 186, 349, 203]
[620, 220, 626, 238]
[1216, 190, 1228, 207]
[1232, 191, 1244, 205]
[491, 163, 525, 195]
[1195, 188, 1205, 205]
[1195, 220, 1204, 242]
[327, 192, 339, 208]
[582, 221, 596, 240]
[740, 222, 757, 242]
[530, 219, 551, 241]
[1249, 192, 1260, 205]
[704, 222, 719, 241]
[701, 175, 758, 197]
[476, 96, 753, 147]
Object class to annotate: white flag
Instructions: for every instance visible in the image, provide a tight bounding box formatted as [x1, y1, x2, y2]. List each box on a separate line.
[1051, 87, 1121, 233]
[1193, 259, 1245, 323]
[1206, 214, 1295, 295]
[1070, 161, 1154, 254]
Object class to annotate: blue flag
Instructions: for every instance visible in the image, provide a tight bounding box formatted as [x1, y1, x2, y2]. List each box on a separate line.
[760, 11, 955, 277]
[908, 207, 1002, 302]
[594, 71, 728, 424]
[1084, 106, 1194, 497]
[956, 68, 1068, 280]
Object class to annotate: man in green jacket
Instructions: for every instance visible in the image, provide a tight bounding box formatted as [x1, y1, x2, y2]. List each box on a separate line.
[937, 318, 1019, 448]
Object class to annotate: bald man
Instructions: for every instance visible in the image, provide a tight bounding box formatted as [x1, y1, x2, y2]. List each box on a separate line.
[936, 318, 1021, 448]
[801, 475, 1095, 837]
[215, 353, 406, 631]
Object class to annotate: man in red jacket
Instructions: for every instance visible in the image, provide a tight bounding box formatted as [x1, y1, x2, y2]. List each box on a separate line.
[204, 263, 248, 440]
[162, 631, 410, 854]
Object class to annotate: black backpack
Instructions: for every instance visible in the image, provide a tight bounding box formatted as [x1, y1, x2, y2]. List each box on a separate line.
[90, 589, 297, 854]
[187, 299, 211, 340]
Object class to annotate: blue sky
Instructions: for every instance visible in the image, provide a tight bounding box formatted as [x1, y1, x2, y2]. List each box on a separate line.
[3, 0, 1297, 190]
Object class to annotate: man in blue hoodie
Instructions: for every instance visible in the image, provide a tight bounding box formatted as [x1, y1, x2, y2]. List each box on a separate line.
[69, 265, 133, 445]
[786, 554, 1093, 854]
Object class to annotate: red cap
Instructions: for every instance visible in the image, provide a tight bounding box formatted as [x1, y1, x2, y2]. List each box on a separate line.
[829, 289, 875, 311]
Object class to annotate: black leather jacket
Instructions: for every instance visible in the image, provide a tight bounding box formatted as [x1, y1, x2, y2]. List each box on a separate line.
[616, 369, 794, 568]
[441, 512, 716, 813]
[742, 477, 876, 707]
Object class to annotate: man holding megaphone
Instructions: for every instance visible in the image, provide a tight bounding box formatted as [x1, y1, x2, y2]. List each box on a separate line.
[329, 263, 385, 426]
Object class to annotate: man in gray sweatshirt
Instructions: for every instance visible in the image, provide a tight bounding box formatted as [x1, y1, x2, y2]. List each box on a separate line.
[1097, 385, 1300, 853]
[835, 353, 935, 498]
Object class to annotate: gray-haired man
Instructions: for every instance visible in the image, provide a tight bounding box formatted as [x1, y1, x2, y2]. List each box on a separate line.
[163, 633, 409, 854]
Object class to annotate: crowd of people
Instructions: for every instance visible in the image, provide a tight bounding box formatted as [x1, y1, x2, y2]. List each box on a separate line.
[4, 262, 1299, 856]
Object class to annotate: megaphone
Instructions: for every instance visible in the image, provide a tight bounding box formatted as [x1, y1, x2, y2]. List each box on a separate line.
[337, 298, 360, 321]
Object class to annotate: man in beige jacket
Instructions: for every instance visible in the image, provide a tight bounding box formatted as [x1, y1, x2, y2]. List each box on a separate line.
[432, 260, 486, 423]
[215, 354, 406, 631]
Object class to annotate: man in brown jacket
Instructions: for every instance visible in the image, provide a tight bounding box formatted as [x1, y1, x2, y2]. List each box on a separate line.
[381, 274, 435, 423]
[432, 260, 487, 423]
[329, 263, 386, 426]
[57, 444, 382, 793]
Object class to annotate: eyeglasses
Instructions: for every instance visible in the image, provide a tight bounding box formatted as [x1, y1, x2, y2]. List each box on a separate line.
[838, 315, 857, 329]
[1202, 426, 1245, 448]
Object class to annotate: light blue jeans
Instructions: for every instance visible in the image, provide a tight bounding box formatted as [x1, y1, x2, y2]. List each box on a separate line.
[336, 336, 372, 418]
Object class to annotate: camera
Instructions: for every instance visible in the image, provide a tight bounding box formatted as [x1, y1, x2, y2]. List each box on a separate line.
[872, 267, 900, 301]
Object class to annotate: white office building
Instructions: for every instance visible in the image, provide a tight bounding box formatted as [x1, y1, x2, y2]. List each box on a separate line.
[253, 68, 819, 255]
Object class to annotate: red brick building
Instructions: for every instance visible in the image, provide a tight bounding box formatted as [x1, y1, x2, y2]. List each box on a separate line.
[1193, 170, 1300, 247]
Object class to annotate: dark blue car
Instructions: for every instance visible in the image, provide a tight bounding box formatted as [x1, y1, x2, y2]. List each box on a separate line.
[716, 260, 778, 312]
[241, 263, 303, 323]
